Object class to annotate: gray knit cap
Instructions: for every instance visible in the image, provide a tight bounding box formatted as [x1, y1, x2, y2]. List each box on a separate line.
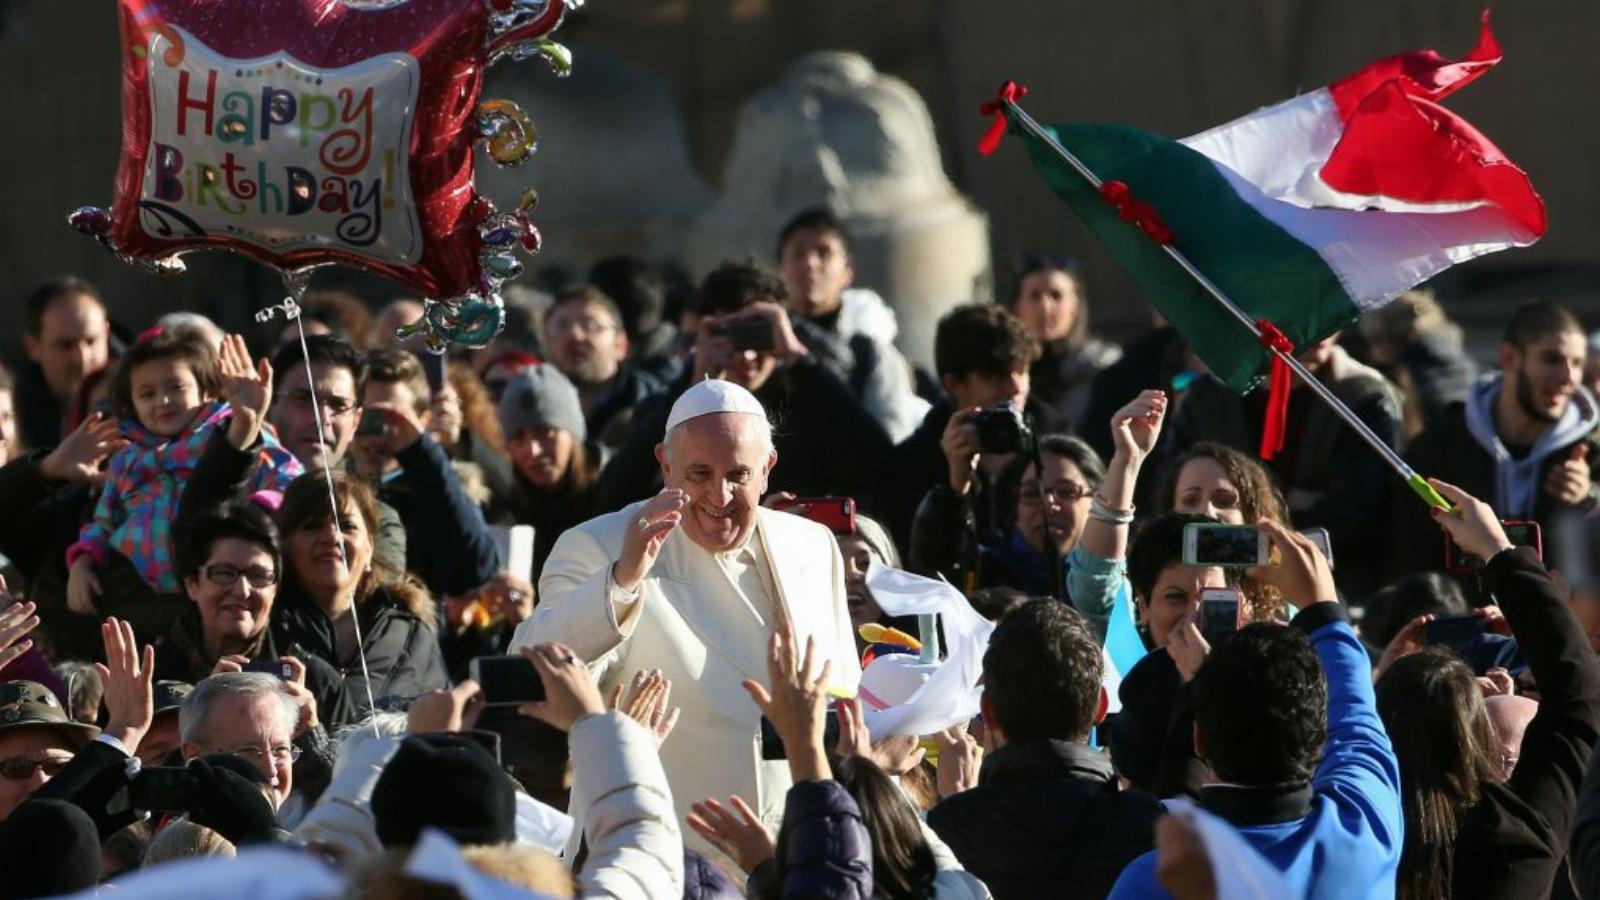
[497, 364, 587, 442]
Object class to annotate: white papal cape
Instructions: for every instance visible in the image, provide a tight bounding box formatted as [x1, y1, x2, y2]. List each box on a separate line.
[511, 500, 862, 854]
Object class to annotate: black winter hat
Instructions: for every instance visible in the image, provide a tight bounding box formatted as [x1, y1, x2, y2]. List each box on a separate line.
[0, 798, 101, 899]
[370, 733, 517, 848]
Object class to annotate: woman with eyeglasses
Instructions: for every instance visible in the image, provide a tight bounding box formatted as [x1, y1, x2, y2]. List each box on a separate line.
[270, 471, 448, 712]
[154, 499, 358, 736]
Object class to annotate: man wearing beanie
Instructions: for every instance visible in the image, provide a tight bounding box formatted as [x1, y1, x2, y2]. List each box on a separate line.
[371, 733, 518, 848]
[514, 377, 861, 860]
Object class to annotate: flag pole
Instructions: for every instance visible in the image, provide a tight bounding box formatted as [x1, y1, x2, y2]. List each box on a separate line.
[999, 97, 1452, 511]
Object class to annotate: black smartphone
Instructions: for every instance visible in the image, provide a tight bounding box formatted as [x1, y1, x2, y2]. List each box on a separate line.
[1197, 588, 1241, 644]
[714, 316, 774, 352]
[356, 408, 389, 437]
[457, 728, 504, 765]
[470, 654, 546, 707]
[242, 659, 293, 680]
[1423, 614, 1489, 652]
[760, 709, 841, 761]
[128, 766, 199, 812]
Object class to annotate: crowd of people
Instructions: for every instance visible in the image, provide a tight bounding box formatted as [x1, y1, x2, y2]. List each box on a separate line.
[3, 205, 1600, 899]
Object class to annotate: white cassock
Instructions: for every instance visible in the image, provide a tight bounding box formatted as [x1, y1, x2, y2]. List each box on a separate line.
[510, 500, 862, 853]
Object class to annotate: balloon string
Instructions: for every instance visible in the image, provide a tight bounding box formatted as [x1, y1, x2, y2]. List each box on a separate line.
[282, 270, 380, 736]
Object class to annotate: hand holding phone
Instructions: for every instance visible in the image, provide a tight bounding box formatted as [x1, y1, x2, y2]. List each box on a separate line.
[1445, 519, 1539, 573]
[1428, 479, 1519, 565]
[470, 654, 546, 707]
[770, 497, 856, 536]
[1422, 614, 1489, 653]
[1196, 587, 1241, 643]
[241, 659, 293, 680]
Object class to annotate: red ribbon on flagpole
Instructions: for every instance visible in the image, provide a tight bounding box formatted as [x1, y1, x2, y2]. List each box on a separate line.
[978, 81, 1028, 156]
[1255, 320, 1296, 460]
[1099, 180, 1176, 245]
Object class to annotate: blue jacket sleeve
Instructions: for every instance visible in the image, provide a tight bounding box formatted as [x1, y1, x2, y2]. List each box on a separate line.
[395, 433, 501, 595]
[1291, 603, 1404, 865]
[779, 779, 874, 900]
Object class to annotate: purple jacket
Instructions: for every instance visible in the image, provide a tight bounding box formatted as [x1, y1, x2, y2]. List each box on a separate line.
[778, 780, 874, 900]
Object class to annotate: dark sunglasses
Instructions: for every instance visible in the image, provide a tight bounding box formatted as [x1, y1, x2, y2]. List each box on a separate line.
[0, 756, 72, 780]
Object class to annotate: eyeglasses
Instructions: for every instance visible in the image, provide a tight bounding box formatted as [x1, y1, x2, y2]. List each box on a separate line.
[0, 755, 73, 780]
[203, 563, 278, 589]
[547, 316, 614, 337]
[201, 743, 302, 766]
[278, 389, 357, 418]
[1017, 482, 1093, 506]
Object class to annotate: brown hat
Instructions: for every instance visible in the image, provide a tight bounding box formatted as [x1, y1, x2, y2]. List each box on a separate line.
[0, 681, 100, 743]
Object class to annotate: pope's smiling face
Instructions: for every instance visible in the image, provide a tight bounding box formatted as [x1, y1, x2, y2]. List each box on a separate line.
[656, 413, 776, 553]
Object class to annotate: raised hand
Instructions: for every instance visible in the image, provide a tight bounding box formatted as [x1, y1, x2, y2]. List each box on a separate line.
[614, 489, 687, 593]
[516, 642, 605, 733]
[220, 333, 274, 450]
[408, 679, 486, 735]
[686, 795, 775, 873]
[1249, 519, 1337, 607]
[1373, 613, 1431, 681]
[743, 622, 832, 782]
[609, 668, 681, 748]
[96, 617, 155, 752]
[835, 695, 924, 776]
[935, 723, 982, 798]
[1545, 443, 1591, 507]
[39, 411, 127, 484]
[0, 584, 40, 671]
[1110, 389, 1168, 466]
[280, 656, 321, 736]
[1429, 479, 1515, 563]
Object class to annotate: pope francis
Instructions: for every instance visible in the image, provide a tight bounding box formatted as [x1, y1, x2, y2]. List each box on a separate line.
[511, 378, 862, 848]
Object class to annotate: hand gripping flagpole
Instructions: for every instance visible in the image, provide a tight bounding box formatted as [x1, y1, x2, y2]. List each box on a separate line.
[983, 83, 1452, 511]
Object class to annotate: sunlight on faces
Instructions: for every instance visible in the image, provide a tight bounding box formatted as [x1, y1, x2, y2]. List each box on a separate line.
[778, 228, 853, 319]
[1172, 457, 1246, 525]
[546, 299, 626, 388]
[837, 533, 884, 629]
[1138, 563, 1227, 649]
[26, 292, 110, 402]
[656, 413, 775, 553]
[0, 730, 78, 820]
[508, 426, 574, 488]
[1017, 454, 1093, 557]
[182, 692, 295, 810]
[271, 363, 360, 471]
[286, 500, 372, 601]
[184, 538, 277, 654]
[1504, 330, 1586, 424]
[1012, 269, 1081, 343]
[131, 357, 205, 437]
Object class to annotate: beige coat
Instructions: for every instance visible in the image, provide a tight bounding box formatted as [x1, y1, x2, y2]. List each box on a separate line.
[512, 502, 862, 845]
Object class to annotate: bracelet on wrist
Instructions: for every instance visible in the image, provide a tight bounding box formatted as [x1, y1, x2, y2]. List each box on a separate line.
[1090, 495, 1135, 525]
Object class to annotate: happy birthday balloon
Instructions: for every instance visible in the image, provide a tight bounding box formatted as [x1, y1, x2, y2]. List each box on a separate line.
[71, 0, 578, 348]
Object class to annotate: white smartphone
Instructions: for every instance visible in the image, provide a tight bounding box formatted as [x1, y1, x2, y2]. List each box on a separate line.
[1182, 523, 1269, 568]
[1197, 587, 1242, 642]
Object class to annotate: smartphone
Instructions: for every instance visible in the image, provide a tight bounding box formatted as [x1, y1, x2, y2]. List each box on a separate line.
[1197, 587, 1241, 643]
[1423, 614, 1489, 652]
[456, 728, 504, 766]
[1445, 520, 1542, 573]
[355, 407, 389, 438]
[470, 655, 546, 707]
[1182, 524, 1269, 568]
[242, 659, 293, 680]
[714, 316, 774, 352]
[760, 709, 841, 761]
[771, 496, 857, 536]
[1299, 527, 1334, 570]
[127, 766, 199, 812]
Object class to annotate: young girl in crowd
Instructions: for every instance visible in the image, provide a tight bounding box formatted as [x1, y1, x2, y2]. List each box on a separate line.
[65, 329, 302, 619]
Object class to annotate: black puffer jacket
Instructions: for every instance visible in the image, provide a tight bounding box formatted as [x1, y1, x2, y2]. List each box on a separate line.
[927, 739, 1161, 900]
[270, 584, 448, 712]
